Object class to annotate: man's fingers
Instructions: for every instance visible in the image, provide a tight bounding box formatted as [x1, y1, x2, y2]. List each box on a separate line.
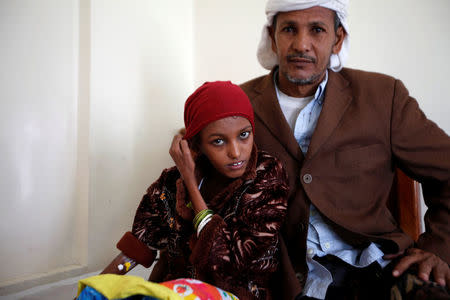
[445, 270, 450, 287]
[383, 250, 404, 260]
[392, 256, 414, 277]
[416, 254, 435, 282]
[392, 249, 425, 277]
[392, 248, 450, 288]
[430, 260, 450, 287]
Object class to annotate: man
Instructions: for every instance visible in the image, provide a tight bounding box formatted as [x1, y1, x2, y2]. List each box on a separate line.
[240, 0, 450, 299]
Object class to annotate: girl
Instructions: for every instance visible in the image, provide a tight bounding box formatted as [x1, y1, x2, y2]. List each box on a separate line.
[101, 81, 288, 299]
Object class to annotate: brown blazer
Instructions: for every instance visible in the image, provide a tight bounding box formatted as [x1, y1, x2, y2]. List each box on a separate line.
[241, 68, 450, 299]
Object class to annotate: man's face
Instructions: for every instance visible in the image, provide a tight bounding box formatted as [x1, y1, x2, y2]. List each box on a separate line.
[270, 6, 345, 87]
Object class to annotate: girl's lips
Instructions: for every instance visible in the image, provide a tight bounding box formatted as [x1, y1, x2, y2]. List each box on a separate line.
[227, 160, 245, 170]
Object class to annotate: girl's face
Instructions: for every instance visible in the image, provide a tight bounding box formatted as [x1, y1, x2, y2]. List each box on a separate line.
[198, 116, 253, 179]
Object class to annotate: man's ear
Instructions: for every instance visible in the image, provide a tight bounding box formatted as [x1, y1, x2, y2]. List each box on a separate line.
[332, 26, 346, 54]
[269, 26, 278, 53]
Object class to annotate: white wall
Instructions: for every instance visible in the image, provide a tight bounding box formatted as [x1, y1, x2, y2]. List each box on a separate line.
[0, 0, 81, 287]
[194, 0, 267, 85]
[347, 0, 450, 134]
[0, 0, 193, 294]
[88, 0, 193, 270]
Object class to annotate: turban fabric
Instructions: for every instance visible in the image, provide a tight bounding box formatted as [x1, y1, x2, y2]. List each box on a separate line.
[183, 81, 255, 140]
[257, 0, 350, 72]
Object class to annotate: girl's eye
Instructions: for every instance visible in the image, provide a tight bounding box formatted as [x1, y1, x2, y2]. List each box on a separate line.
[240, 131, 250, 139]
[212, 139, 224, 146]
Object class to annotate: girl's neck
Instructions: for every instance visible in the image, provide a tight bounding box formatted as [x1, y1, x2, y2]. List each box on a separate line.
[200, 169, 235, 203]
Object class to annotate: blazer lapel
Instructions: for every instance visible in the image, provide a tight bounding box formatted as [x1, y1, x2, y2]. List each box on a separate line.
[305, 70, 353, 161]
[251, 70, 304, 163]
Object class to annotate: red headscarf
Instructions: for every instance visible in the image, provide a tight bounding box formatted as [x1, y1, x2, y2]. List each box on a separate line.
[183, 81, 255, 140]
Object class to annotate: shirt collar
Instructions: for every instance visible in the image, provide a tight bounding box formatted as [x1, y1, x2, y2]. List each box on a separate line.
[315, 71, 328, 105]
[274, 69, 328, 105]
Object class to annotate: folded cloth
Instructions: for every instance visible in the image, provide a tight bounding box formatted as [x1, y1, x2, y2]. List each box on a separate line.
[76, 275, 239, 300]
[76, 274, 181, 300]
[161, 278, 239, 300]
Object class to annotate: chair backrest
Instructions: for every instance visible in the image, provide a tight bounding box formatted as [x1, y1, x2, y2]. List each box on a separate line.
[388, 168, 422, 241]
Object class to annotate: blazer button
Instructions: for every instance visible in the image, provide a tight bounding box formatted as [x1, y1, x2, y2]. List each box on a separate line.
[296, 272, 305, 282]
[303, 173, 312, 184]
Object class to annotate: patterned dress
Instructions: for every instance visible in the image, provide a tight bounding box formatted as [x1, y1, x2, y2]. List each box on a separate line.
[128, 147, 288, 299]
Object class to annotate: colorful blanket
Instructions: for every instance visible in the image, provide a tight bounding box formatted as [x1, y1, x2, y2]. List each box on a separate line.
[76, 275, 238, 300]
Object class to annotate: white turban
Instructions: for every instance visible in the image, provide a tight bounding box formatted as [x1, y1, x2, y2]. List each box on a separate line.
[257, 0, 350, 72]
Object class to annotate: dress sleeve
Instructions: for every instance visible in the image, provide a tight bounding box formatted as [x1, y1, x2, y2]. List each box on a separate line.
[131, 167, 180, 249]
[390, 79, 450, 264]
[190, 153, 289, 283]
[116, 168, 179, 266]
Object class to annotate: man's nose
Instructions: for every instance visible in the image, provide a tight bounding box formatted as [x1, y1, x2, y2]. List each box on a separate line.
[292, 31, 311, 52]
[228, 141, 240, 159]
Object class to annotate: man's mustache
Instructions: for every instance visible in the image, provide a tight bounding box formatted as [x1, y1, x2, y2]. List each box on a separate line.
[286, 53, 316, 63]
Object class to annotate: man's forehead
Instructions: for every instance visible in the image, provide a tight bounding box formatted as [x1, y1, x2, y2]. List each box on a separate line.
[276, 6, 335, 24]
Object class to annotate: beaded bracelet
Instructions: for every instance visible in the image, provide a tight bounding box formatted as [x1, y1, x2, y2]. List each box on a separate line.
[193, 209, 213, 230]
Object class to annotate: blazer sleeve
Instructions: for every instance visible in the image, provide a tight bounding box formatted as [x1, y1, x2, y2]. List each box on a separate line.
[190, 154, 289, 281]
[390, 79, 450, 264]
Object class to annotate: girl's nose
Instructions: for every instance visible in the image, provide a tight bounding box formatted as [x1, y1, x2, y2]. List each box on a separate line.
[228, 140, 240, 159]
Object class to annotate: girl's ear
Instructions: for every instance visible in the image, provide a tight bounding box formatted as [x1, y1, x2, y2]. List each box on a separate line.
[188, 139, 202, 161]
[191, 149, 201, 162]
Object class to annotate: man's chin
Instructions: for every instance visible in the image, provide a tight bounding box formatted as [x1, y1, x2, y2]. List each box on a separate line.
[286, 72, 322, 86]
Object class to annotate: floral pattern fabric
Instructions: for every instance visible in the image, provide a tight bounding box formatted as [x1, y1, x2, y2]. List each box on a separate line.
[131, 149, 288, 299]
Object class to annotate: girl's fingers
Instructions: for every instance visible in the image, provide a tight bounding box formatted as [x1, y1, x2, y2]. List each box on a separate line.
[169, 134, 183, 158]
[170, 135, 196, 182]
[180, 140, 193, 159]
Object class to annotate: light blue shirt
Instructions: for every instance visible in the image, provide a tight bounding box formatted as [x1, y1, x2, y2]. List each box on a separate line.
[275, 71, 389, 300]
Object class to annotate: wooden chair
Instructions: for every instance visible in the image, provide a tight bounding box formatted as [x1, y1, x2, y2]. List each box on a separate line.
[388, 168, 422, 241]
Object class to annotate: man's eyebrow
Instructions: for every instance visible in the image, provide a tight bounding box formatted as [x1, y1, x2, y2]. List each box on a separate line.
[310, 21, 329, 28]
[278, 20, 329, 28]
[279, 20, 297, 26]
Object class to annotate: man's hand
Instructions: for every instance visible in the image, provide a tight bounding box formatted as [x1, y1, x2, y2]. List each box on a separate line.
[384, 248, 450, 287]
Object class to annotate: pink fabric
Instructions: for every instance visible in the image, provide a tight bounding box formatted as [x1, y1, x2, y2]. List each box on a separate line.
[161, 278, 239, 299]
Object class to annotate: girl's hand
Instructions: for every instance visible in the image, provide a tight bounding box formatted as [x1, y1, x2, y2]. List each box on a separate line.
[169, 134, 198, 189]
[169, 134, 207, 213]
